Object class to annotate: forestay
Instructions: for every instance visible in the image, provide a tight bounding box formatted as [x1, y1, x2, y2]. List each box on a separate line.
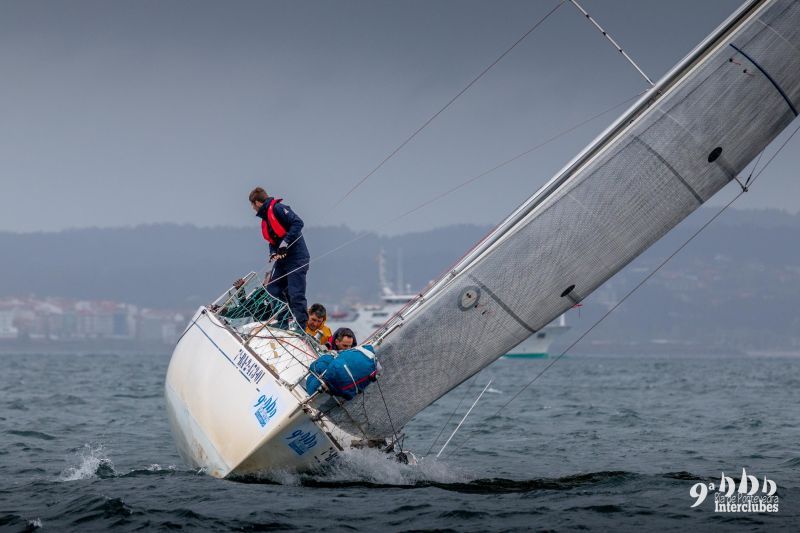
[325, 0, 800, 439]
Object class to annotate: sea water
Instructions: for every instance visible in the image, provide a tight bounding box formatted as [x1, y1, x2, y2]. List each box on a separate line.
[0, 351, 798, 531]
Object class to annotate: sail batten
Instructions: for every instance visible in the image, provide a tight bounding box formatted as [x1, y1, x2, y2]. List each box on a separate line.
[324, 0, 800, 439]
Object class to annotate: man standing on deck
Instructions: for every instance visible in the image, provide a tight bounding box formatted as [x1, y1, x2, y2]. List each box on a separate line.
[249, 187, 310, 330]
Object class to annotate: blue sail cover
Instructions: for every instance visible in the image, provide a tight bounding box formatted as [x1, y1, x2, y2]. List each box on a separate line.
[306, 345, 378, 400]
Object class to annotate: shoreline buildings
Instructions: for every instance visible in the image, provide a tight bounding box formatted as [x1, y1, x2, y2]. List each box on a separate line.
[0, 297, 186, 345]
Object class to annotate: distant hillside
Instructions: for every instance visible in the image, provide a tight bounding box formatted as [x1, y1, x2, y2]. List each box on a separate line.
[0, 223, 488, 309]
[2, 207, 799, 350]
[567, 207, 800, 351]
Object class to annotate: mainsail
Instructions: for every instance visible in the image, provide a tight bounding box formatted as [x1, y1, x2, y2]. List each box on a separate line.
[325, 0, 800, 439]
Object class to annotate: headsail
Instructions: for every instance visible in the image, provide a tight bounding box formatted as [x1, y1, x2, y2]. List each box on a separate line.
[325, 0, 800, 439]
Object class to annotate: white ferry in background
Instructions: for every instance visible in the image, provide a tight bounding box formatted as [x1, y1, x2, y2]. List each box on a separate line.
[504, 313, 569, 358]
[326, 285, 416, 342]
[328, 254, 569, 358]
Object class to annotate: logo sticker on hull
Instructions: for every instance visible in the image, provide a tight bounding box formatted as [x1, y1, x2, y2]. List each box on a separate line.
[285, 429, 318, 456]
[253, 395, 277, 428]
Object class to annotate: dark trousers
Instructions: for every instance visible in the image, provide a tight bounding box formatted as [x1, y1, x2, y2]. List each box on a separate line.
[266, 255, 309, 330]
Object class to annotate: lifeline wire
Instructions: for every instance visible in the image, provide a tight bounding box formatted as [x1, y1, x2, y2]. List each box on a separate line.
[331, 1, 566, 209]
[263, 92, 640, 291]
[445, 117, 800, 459]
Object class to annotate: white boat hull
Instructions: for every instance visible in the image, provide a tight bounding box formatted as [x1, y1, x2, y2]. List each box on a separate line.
[164, 308, 352, 477]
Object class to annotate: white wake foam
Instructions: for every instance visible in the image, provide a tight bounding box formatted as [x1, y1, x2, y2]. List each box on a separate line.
[248, 446, 470, 486]
[312, 447, 471, 486]
[146, 463, 177, 472]
[58, 443, 114, 481]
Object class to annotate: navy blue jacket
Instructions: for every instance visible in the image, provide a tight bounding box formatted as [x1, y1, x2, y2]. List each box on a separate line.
[256, 198, 310, 260]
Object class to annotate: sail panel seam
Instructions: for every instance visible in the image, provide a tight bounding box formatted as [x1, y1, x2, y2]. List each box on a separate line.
[467, 275, 537, 334]
[649, 108, 738, 184]
[729, 42, 799, 116]
[632, 137, 705, 204]
[756, 18, 800, 57]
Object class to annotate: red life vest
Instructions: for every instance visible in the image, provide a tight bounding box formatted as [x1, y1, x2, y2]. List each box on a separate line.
[260, 198, 288, 245]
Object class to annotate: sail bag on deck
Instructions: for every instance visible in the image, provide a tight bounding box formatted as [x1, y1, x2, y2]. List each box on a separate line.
[306, 345, 379, 400]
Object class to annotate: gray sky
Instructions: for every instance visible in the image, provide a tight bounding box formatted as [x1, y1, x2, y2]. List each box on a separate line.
[1, 0, 797, 234]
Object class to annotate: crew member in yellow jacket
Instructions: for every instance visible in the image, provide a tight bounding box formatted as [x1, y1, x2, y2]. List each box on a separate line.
[305, 303, 332, 346]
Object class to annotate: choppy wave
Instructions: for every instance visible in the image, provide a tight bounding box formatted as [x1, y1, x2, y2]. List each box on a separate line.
[234, 446, 468, 486]
[4, 352, 800, 531]
[57, 495, 133, 524]
[0, 514, 43, 532]
[296, 469, 640, 494]
[119, 464, 182, 478]
[319, 447, 469, 485]
[234, 447, 650, 494]
[59, 445, 188, 481]
[780, 457, 800, 468]
[7, 430, 57, 441]
[58, 444, 116, 481]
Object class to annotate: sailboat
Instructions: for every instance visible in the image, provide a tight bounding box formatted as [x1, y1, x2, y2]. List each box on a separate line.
[165, 0, 800, 477]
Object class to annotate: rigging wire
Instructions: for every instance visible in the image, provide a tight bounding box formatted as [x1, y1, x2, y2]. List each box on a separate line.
[424, 374, 479, 457]
[385, 92, 643, 224]
[445, 117, 800, 459]
[747, 122, 800, 186]
[568, 0, 654, 87]
[376, 378, 403, 451]
[436, 379, 493, 458]
[743, 149, 765, 190]
[331, 0, 566, 209]
[263, 91, 642, 291]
